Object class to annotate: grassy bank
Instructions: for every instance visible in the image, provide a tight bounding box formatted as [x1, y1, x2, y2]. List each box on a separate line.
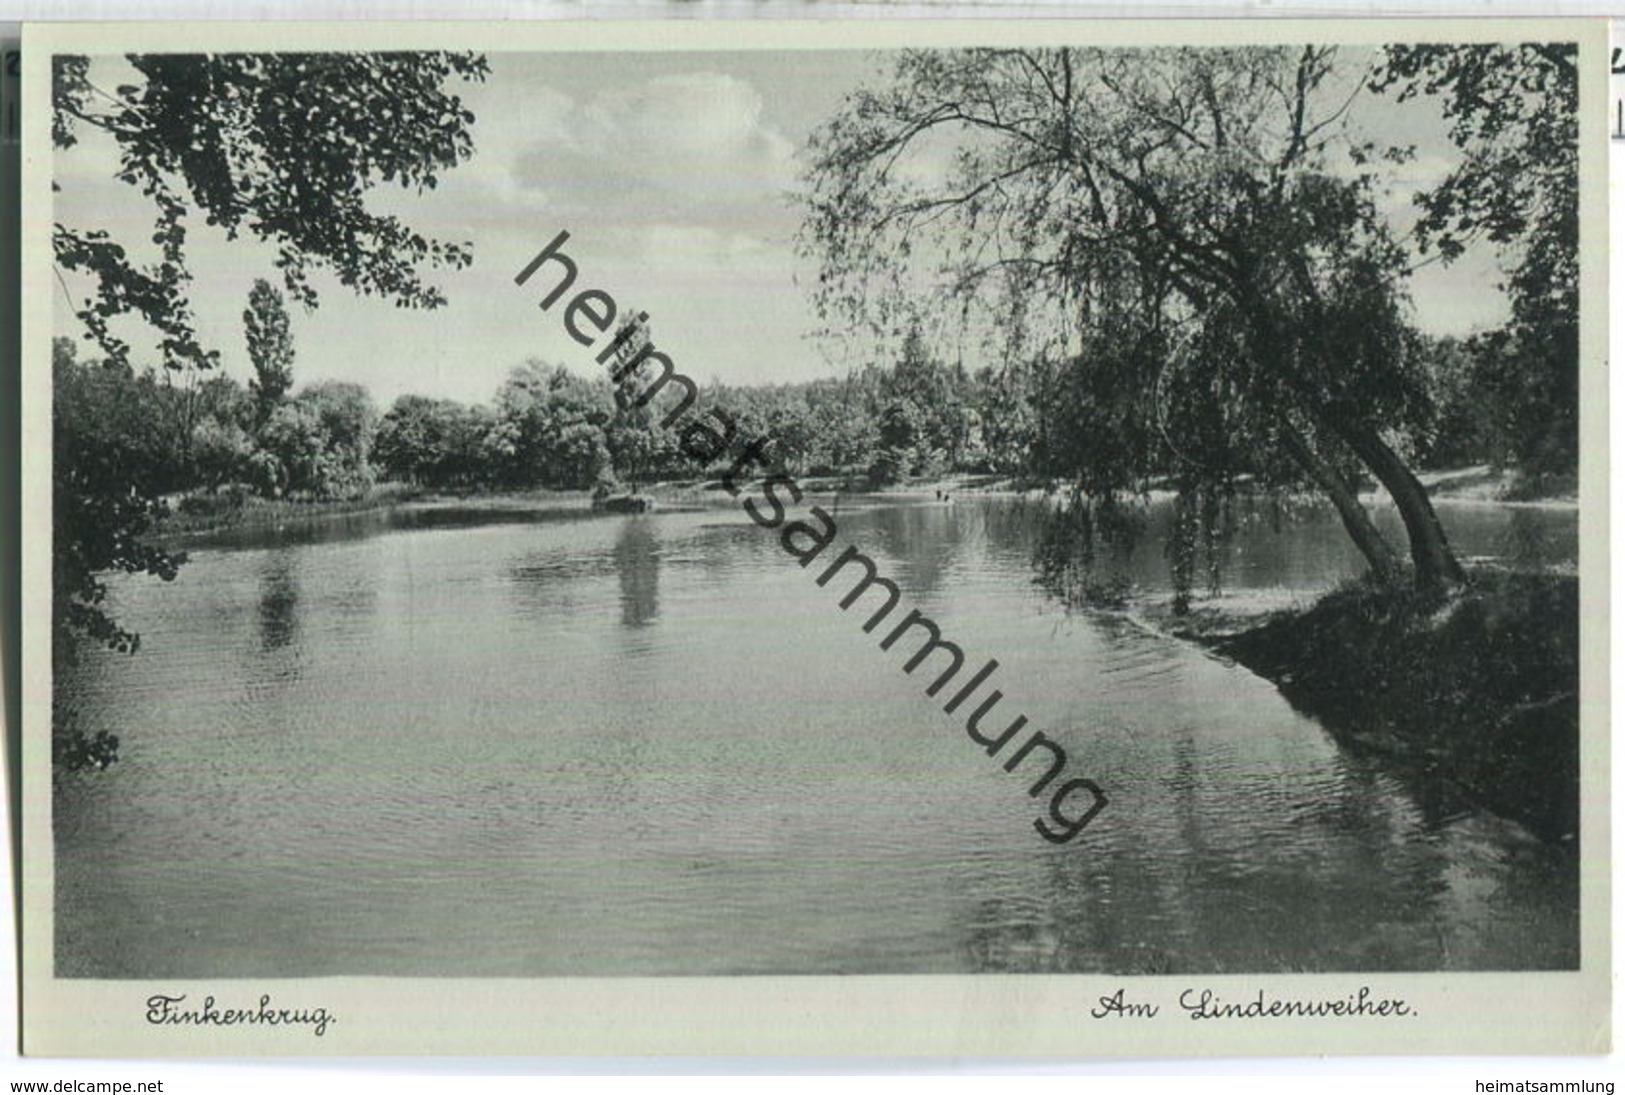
[1159, 571, 1579, 843]
[1414, 464, 1578, 506]
[773, 462, 1581, 505]
[156, 482, 427, 538]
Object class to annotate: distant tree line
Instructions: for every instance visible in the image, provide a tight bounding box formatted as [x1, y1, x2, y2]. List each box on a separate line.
[369, 318, 1559, 496]
[56, 300, 1561, 515]
[54, 280, 380, 508]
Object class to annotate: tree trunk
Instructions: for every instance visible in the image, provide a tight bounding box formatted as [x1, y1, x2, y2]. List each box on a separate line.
[1235, 295, 1466, 595]
[1317, 413, 1467, 593]
[1279, 424, 1403, 586]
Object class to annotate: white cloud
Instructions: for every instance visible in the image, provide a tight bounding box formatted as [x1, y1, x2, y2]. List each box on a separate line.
[511, 71, 798, 232]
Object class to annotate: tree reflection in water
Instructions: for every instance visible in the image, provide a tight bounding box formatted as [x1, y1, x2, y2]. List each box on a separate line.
[614, 518, 661, 628]
[1031, 494, 1145, 610]
[257, 550, 300, 651]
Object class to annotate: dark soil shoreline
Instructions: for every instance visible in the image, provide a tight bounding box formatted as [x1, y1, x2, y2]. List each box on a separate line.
[1153, 571, 1580, 844]
[153, 483, 428, 541]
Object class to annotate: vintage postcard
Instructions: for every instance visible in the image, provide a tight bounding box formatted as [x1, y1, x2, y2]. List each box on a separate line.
[19, 17, 1610, 1057]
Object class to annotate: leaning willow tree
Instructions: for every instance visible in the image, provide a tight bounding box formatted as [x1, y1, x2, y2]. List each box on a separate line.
[802, 45, 1477, 593]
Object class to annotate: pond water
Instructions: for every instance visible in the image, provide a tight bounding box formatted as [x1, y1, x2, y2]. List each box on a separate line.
[55, 492, 1580, 976]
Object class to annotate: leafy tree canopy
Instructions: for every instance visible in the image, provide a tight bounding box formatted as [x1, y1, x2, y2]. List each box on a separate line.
[52, 338, 185, 667]
[1369, 44, 1576, 262]
[1370, 44, 1579, 476]
[53, 51, 489, 371]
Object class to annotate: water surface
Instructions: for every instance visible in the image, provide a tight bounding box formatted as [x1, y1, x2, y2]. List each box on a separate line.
[55, 493, 1580, 976]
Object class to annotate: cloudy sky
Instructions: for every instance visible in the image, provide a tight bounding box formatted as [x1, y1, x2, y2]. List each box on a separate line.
[51, 46, 1508, 407]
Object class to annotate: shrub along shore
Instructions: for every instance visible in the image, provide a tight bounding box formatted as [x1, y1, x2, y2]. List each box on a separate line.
[1150, 571, 1580, 844]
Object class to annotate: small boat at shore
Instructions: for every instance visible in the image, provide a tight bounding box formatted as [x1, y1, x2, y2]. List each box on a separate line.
[592, 486, 655, 513]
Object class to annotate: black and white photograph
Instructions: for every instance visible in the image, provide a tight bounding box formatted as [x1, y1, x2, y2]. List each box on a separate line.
[20, 17, 1609, 1057]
